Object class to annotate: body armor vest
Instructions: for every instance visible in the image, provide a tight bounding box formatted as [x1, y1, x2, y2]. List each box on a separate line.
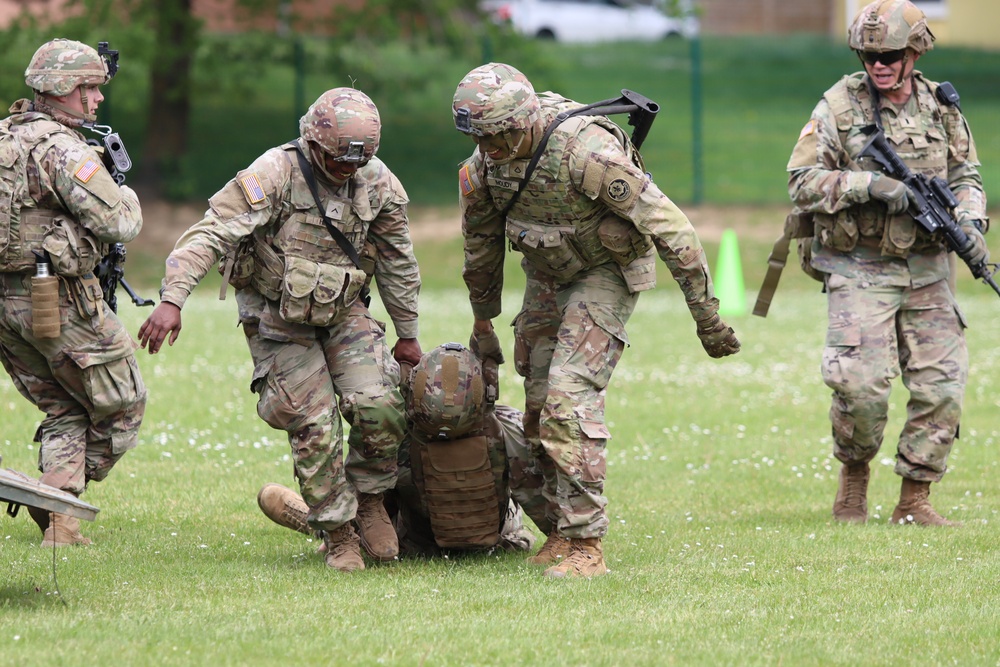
[816, 73, 951, 256]
[488, 100, 642, 282]
[407, 413, 508, 550]
[237, 143, 372, 325]
[0, 114, 80, 273]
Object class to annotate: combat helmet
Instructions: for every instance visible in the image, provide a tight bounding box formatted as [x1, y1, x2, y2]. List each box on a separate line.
[25, 39, 110, 96]
[300, 88, 380, 182]
[407, 343, 486, 439]
[453, 63, 541, 164]
[848, 0, 935, 56]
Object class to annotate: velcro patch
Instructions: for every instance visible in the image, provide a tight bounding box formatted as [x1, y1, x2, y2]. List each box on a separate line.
[238, 173, 266, 204]
[74, 159, 101, 183]
[799, 120, 815, 140]
[459, 164, 476, 197]
[602, 166, 640, 208]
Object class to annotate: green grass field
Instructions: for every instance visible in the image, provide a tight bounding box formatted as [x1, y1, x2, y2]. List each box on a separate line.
[3, 233, 1000, 666]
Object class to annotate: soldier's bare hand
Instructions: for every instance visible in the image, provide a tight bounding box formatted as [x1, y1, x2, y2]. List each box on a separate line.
[392, 337, 422, 368]
[696, 313, 741, 358]
[138, 302, 182, 354]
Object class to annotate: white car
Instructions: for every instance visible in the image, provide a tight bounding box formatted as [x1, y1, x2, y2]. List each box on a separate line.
[484, 0, 698, 43]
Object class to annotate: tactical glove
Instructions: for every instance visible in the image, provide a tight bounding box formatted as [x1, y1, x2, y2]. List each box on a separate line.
[469, 327, 505, 366]
[868, 174, 912, 215]
[695, 313, 741, 358]
[962, 225, 990, 267]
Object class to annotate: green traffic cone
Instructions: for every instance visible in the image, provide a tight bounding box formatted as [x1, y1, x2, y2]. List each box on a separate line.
[715, 228, 746, 317]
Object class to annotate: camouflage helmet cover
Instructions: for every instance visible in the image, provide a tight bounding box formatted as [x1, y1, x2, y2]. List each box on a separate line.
[299, 87, 381, 162]
[407, 343, 486, 439]
[25, 39, 109, 96]
[848, 0, 935, 55]
[452, 62, 541, 136]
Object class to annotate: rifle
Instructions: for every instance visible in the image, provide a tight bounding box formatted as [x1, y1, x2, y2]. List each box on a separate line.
[95, 244, 154, 313]
[78, 41, 154, 314]
[858, 125, 1000, 298]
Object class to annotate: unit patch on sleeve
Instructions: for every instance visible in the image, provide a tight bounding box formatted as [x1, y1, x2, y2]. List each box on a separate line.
[74, 159, 101, 184]
[459, 164, 477, 197]
[238, 173, 266, 204]
[607, 178, 632, 202]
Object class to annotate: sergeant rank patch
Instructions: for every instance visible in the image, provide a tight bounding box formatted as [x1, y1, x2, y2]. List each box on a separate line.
[239, 173, 266, 204]
[608, 178, 631, 202]
[74, 159, 101, 183]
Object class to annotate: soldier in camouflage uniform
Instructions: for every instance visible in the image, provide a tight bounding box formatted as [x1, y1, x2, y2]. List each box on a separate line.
[452, 63, 740, 578]
[138, 88, 421, 571]
[787, 0, 988, 526]
[0, 39, 146, 547]
[257, 342, 549, 558]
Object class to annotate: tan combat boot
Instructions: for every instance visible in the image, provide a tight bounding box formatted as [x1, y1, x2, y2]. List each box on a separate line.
[526, 531, 571, 565]
[832, 461, 870, 523]
[257, 483, 311, 535]
[353, 492, 398, 561]
[891, 478, 961, 526]
[543, 538, 608, 578]
[41, 513, 92, 547]
[324, 523, 365, 572]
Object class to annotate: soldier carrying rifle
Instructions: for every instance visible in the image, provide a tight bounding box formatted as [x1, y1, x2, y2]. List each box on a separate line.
[0, 39, 146, 547]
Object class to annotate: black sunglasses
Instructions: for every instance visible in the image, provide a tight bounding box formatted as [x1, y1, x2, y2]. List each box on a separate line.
[856, 49, 907, 66]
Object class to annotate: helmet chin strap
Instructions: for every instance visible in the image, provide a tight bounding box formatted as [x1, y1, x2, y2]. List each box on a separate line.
[889, 52, 912, 91]
[487, 128, 530, 166]
[31, 94, 88, 127]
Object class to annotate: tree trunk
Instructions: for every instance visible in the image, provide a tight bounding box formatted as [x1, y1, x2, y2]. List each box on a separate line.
[138, 0, 199, 192]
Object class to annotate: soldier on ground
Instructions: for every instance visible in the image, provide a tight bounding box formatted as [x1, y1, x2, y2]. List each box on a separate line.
[258, 342, 548, 558]
[451, 63, 740, 578]
[138, 88, 421, 571]
[0, 39, 146, 547]
[786, 0, 988, 525]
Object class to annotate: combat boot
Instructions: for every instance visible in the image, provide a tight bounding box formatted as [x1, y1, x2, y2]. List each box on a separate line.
[526, 531, 571, 565]
[353, 492, 398, 561]
[324, 523, 365, 572]
[257, 483, 311, 535]
[832, 461, 870, 523]
[40, 513, 92, 547]
[891, 478, 961, 526]
[543, 538, 607, 578]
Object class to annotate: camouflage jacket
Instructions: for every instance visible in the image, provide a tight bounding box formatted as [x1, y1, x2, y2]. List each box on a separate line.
[460, 94, 716, 322]
[0, 99, 142, 274]
[787, 72, 987, 285]
[160, 138, 420, 338]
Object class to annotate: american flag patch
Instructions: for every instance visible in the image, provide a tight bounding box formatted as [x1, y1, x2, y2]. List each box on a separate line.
[459, 164, 476, 197]
[238, 173, 266, 204]
[74, 159, 100, 183]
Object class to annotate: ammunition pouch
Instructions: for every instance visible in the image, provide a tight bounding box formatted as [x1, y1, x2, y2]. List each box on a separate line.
[42, 214, 106, 277]
[278, 256, 367, 327]
[506, 218, 586, 281]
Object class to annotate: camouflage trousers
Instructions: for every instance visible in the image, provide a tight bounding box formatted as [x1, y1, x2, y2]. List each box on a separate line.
[237, 290, 405, 531]
[822, 273, 967, 481]
[0, 273, 146, 495]
[513, 260, 636, 539]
